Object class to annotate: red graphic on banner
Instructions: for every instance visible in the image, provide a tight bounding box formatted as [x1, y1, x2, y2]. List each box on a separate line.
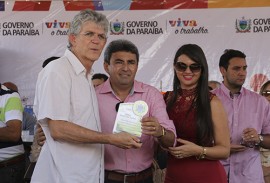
[12, 0, 99, 11]
[130, 0, 207, 10]
[63, 0, 95, 11]
[250, 73, 268, 92]
[13, 1, 51, 11]
[9, 0, 270, 11]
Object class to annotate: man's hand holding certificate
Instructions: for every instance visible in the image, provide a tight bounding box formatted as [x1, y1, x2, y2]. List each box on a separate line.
[113, 100, 148, 137]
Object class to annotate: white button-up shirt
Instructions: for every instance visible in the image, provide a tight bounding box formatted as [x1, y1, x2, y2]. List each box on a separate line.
[32, 49, 104, 183]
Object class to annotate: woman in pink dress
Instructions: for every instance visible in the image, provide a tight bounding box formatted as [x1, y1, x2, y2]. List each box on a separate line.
[164, 44, 230, 183]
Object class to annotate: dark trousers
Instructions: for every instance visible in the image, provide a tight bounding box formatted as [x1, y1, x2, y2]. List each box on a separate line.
[0, 158, 26, 183]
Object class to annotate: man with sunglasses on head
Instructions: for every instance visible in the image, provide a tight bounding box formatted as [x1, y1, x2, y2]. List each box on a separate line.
[212, 49, 270, 183]
[95, 39, 176, 183]
[32, 10, 142, 183]
[260, 81, 270, 103]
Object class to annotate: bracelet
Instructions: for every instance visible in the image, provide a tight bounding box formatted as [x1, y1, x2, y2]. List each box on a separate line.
[157, 126, 166, 139]
[196, 146, 207, 160]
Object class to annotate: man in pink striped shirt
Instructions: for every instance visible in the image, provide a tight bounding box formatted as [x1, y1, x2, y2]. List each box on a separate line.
[212, 49, 270, 183]
[96, 39, 176, 183]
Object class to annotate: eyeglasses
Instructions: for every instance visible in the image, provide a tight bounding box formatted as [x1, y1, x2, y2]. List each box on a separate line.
[80, 31, 107, 41]
[262, 91, 270, 97]
[174, 62, 202, 73]
[115, 101, 124, 112]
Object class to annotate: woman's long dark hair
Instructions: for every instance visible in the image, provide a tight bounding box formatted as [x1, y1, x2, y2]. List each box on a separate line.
[167, 44, 213, 146]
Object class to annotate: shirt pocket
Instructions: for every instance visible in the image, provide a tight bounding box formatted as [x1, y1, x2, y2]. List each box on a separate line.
[239, 113, 260, 132]
[70, 80, 93, 125]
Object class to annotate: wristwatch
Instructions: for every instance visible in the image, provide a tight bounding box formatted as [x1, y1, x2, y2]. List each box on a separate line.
[255, 134, 264, 146]
[258, 134, 264, 144]
[157, 126, 166, 139]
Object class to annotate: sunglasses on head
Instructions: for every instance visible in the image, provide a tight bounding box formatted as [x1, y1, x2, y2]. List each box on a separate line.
[174, 62, 202, 73]
[115, 101, 124, 112]
[262, 91, 270, 97]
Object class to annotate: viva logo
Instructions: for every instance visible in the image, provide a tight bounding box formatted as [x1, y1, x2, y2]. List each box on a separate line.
[169, 18, 197, 27]
[45, 20, 70, 28]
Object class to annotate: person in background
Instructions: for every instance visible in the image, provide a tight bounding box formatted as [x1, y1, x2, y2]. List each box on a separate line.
[0, 83, 25, 183]
[96, 39, 176, 183]
[259, 80, 270, 183]
[41, 56, 60, 68]
[2, 82, 36, 176]
[92, 73, 108, 87]
[208, 80, 221, 90]
[212, 49, 270, 183]
[31, 9, 141, 183]
[2, 82, 37, 135]
[164, 44, 230, 183]
[260, 81, 270, 103]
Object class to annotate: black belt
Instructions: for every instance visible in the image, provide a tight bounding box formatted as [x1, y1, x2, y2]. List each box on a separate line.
[0, 154, 25, 168]
[105, 167, 153, 183]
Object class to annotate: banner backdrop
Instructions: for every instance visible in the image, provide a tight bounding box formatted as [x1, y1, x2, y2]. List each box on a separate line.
[0, 0, 270, 106]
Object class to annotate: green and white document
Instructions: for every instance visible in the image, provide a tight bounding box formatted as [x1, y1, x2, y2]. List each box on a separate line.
[113, 100, 148, 137]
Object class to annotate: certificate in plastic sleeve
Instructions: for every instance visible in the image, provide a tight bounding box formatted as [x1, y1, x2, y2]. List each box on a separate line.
[113, 100, 148, 137]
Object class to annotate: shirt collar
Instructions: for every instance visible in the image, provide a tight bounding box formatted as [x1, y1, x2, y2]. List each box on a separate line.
[64, 49, 93, 76]
[99, 80, 145, 95]
[220, 82, 243, 99]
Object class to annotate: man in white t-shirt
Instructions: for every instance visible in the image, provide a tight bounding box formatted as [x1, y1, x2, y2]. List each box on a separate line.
[31, 9, 141, 183]
[0, 84, 25, 183]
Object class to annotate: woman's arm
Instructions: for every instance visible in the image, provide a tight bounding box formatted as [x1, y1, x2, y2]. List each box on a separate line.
[169, 96, 230, 160]
[205, 96, 230, 159]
